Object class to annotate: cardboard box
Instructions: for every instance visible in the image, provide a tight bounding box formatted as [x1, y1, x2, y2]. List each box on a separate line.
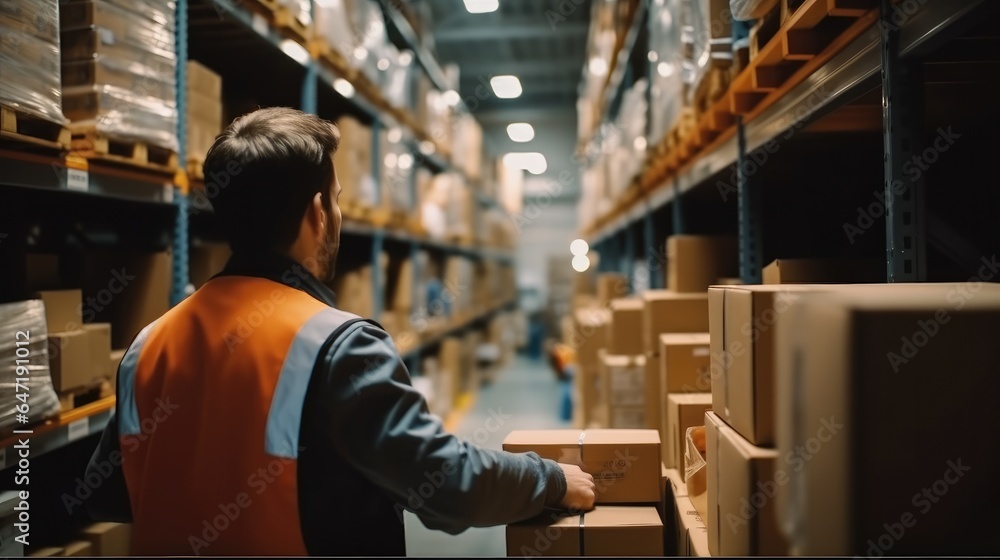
[644, 354, 661, 431]
[36, 290, 82, 333]
[506, 506, 664, 556]
[80, 251, 171, 349]
[608, 298, 644, 355]
[667, 235, 738, 293]
[83, 323, 112, 378]
[28, 547, 63, 557]
[773, 285, 1000, 556]
[762, 258, 884, 285]
[572, 308, 610, 368]
[48, 330, 100, 392]
[597, 273, 629, 307]
[438, 337, 462, 407]
[576, 365, 602, 428]
[708, 284, 830, 446]
[600, 353, 651, 428]
[503, 429, 661, 504]
[665, 394, 712, 474]
[705, 411, 786, 556]
[641, 290, 709, 354]
[675, 495, 706, 556]
[660, 333, 712, 394]
[187, 60, 222, 98]
[81, 522, 131, 556]
[60, 541, 92, 556]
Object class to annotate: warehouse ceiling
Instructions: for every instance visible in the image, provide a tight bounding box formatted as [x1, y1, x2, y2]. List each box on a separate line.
[421, 0, 590, 183]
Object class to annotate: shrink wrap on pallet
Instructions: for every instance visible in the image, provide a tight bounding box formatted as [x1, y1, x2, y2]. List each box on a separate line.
[0, 0, 65, 124]
[0, 301, 62, 439]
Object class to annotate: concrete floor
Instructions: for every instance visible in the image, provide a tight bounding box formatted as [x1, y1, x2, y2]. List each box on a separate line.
[404, 355, 570, 557]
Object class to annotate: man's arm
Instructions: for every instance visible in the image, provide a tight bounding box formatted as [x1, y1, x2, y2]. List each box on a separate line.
[83, 413, 133, 523]
[317, 323, 568, 533]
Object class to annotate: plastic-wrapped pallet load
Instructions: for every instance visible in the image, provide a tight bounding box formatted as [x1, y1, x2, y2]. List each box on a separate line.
[314, 0, 358, 57]
[730, 0, 778, 20]
[59, 0, 179, 151]
[0, 301, 62, 438]
[648, 0, 685, 143]
[0, 0, 66, 124]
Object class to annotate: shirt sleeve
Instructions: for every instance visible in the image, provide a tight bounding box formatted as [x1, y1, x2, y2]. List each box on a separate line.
[316, 323, 567, 534]
[82, 413, 134, 523]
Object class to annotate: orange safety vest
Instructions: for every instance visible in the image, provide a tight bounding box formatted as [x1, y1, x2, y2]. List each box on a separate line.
[116, 276, 358, 556]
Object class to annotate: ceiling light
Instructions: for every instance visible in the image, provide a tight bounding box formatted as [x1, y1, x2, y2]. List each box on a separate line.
[280, 39, 309, 65]
[419, 141, 436, 155]
[589, 57, 608, 76]
[572, 255, 591, 272]
[463, 0, 499, 14]
[398, 153, 414, 170]
[634, 136, 647, 151]
[387, 127, 402, 143]
[333, 78, 355, 98]
[503, 152, 547, 175]
[398, 51, 413, 66]
[647, 50, 658, 62]
[490, 75, 522, 99]
[570, 239, 589, 256]
[657, 61, 673, 78]
[384, 153, 398, 168]
[506, 122, 534, 143]
[377, 57, 390, 71]
[353, 46, 367, 61]
[443, 90, 461, 107]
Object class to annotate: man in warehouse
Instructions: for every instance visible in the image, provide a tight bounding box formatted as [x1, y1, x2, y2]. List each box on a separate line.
[83, 107, 595, 555]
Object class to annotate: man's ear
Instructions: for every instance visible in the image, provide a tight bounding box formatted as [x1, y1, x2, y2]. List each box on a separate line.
[310, 192, 326, 230]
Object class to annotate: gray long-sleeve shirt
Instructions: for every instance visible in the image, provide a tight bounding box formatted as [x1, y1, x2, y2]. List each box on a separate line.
[84, 252, 567, 555]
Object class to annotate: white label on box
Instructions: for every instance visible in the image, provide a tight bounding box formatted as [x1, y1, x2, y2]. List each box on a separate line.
[252, 13, 269, 36]
[610, 366, 644, 406]
[66, 168, 88, 192]
[693, 347, 710, 357]
[67, 418, 89, 443]
[611, 407, 645, 428]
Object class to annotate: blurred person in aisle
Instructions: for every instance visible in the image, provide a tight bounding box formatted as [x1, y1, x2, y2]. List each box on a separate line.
[545, 340, 577, 422]
[83, 108, 595, 556]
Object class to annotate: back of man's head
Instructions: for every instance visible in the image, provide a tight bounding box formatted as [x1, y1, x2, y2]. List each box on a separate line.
[204, 107, 340, 254]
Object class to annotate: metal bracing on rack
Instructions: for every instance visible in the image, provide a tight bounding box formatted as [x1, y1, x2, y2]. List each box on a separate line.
[880, 0, 926, 282]
[736, 117, 763, 285]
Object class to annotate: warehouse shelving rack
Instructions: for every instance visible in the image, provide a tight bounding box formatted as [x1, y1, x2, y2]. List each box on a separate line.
[584, 0, 996, 286]
[0, 0, 516, 461]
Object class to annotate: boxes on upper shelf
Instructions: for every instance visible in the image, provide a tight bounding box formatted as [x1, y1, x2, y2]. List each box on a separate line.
[666, 235, 738, 293]
[660, 333, 712, 394]
[597, 273, 628, 307]
[601, 353, 651, 429]
[762, 258, 884, 285]
[503, 429, 662, 504]
[641, 290, 709, 355]
[608, 298, 644, 356]
[665, 393, 712, 473]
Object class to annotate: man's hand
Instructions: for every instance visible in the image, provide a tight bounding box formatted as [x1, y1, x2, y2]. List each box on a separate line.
[558, 463, 596, 511]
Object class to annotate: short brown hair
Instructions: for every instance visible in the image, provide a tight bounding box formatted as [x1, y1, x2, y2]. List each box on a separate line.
[204, 107, 341, 253]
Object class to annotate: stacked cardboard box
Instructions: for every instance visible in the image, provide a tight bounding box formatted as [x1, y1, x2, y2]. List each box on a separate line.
[37, 290, 115, 395]
[60, 0, 179, 151]
[451, 114, 483, 181]
[0, 0, 65, 124]
[601, 298, 648, 428]
[761, 257, 884, 285]
[333, 116, 377, 211]
[504, 429, 665, 556]
[667, 235, 738, 293]
[185, 61, 223, 169]
[571, 307, 611, 428]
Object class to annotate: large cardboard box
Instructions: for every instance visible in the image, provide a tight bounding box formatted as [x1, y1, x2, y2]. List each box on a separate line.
[81, 522, 131, 556]
[36, 290, 82, 333]
[641, 290, 709, 354]
[81, 251, 171, 350]
[675, 495, 706, 556]
[665, 393, 712, 474]
[82, 323, 112, 379]
[48, 330, 100, 392]
[774, 285, 1000, 556]
[60, 541, 92, 556]
[666, 235, 738, 293]
[762, 258, 884, 285]
[503, 429, 661, 504]
[572, 308, 610, 368]
[187, 60, 222, 98]
[597, 273, 629, 307]
[506, 506, 664, 556]
[660, 333, 712, 394]
[608, 298, 644, 356]
[600, 353, 649, 429]
[708, 284, 829, 446]
[705, 411, 786, 556]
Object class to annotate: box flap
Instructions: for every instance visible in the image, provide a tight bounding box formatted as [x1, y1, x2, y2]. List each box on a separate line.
[584, 505, 662, 527]
[584, 428, 661, 445]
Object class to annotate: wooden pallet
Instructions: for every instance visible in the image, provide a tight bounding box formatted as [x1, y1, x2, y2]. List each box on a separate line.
[247, 0, 310, 44]
[59, 381, 113, 414]
[187, 157, 205, 181]
[750, 6, 782, 61]
[69, 124, 179, 173]
[341, 202, 376, 223]
[0, 105, 71, 150]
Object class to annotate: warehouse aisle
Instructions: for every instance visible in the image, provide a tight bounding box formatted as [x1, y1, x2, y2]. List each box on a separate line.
[404, 354, 569, 557]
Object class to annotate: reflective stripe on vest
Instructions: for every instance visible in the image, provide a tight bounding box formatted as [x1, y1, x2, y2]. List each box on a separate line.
[266, 307, 358, 459]
[117, 321, 158, 436]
